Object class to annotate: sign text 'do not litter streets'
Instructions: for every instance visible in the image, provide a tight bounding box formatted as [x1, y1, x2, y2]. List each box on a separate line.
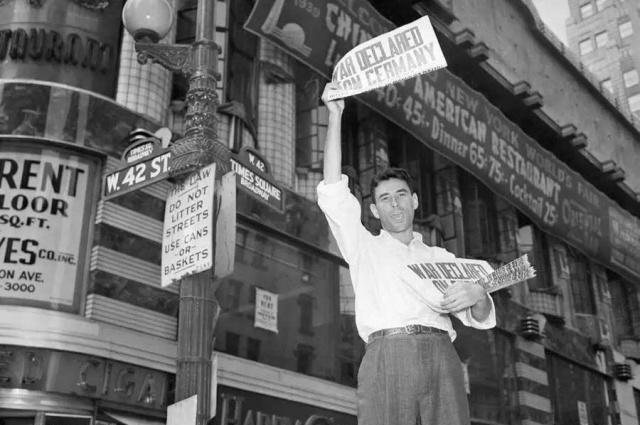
[162, 163, 216, 287]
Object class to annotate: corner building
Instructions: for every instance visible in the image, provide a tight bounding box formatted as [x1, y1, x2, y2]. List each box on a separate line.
[2, 1, 640, 425]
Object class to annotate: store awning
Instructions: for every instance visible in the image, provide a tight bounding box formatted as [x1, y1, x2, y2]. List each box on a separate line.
[103, 411, 165, 425]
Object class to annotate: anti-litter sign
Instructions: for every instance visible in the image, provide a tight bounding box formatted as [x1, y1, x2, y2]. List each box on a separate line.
[162, 163, 216, 287]
[327, 15, 447, 100]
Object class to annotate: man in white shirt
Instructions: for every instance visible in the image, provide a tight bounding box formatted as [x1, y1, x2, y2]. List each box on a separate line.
[317, 84, 496, 425]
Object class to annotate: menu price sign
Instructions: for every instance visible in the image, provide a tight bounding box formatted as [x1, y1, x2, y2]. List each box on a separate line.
[608, 206, 640, 277]
[162, 163, 216, 287]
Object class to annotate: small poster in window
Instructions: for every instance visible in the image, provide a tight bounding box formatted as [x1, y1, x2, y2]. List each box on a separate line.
[577, 400, 588, 425]
[254, 288, 279, 333]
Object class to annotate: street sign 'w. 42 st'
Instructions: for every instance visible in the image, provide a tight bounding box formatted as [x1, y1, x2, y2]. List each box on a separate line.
[103, 135, 171, 200]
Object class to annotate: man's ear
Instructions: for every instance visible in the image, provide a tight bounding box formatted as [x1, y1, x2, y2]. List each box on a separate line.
[369, 203, 380, 219]
[412, 193, 419, 210]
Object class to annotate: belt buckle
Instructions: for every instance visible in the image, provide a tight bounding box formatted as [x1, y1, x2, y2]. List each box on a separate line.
[404, 324, 420, 334]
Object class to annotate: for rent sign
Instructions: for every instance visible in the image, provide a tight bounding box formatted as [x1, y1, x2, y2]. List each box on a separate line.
[0, 150, 90, 307]
[162, 163, 216, 287]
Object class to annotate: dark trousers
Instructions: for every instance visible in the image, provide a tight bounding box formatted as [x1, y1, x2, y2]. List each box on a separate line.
[357, 332, 470, 425]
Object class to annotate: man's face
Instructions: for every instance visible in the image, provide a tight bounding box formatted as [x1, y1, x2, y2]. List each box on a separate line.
[369, 178, 418, 234]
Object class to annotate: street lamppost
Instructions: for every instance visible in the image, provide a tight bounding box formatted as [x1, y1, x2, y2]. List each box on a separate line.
[122, 1, 229, 424]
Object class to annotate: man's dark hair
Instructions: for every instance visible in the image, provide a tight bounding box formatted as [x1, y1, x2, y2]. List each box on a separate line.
[369, 167, 414, 201]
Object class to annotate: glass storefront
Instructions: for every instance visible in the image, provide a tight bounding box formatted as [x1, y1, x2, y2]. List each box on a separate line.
[547, 352, 611, 424]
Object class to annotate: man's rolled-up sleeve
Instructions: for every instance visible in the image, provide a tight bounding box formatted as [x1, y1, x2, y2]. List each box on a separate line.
[453, 293, 496, 329]
[317, 175, 368, 264]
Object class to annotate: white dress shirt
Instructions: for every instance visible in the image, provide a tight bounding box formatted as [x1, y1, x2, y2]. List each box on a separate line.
[317, 175, 496, 341]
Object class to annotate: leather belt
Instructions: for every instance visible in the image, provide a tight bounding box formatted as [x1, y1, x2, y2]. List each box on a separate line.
[367, 325, 447, 344]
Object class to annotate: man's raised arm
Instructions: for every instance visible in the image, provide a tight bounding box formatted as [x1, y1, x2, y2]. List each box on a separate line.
[321, 84, 345, 184]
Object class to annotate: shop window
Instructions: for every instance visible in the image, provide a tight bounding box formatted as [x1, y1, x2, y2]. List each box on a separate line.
[496, 201, 519, 263]
[608, 277, 636, 339]
[236, 227, 248, 262]
[213, 225, 352, 384]
[595, 0, 607, 11]
[246, 284, 257, 320]
[251, 234, 268, 268]
[223, 279, 243, 313]
[246, 338, 261, 361]
[547, 352, 612, 425]
[516, 218, 551, 290]
[295, 344, 315, 374]
[579, 38, 594, 55]
[459, 175, 499, 259]
[580, 2, 594, 18]
[44, 415, 91, 425]
[634, 389, 640, 425]
[453, 326, 518, 424]
[619, 20, 633, 39]
[0, 416, 35, 425]
[298, 294, 314, 335]
[595, 31, 608, 48]
[567, 249, 596, 314]
[623, 69, 639, 88]
[295, 66, 327, 171]
[340, 361, 356, 382]
[629, 93, 640, 116]
[300, 253, 314, 284]
[226, 0, 258, 116]
[600, 78, 613, 93]
[434, 165, 459, 244]
[225, 332, 240, 355]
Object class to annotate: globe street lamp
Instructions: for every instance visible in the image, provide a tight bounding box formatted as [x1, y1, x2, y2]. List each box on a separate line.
[122, 1, 230, 424]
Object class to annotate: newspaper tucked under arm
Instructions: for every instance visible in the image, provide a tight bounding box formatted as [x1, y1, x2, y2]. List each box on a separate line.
[327, 15, 447, 100]
[407, 254, 536, 297]
[474, 254, 536, 293]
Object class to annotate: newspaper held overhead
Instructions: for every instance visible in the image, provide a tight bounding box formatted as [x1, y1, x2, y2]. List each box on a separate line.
[327, 15, 447, 100]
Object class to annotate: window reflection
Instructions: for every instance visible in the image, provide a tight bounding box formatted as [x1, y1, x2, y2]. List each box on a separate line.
[453, 325, 518, 424]
[214, 224, 363, 385]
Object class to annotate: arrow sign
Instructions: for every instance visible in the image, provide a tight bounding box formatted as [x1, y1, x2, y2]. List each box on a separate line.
[103, 148, 171, 200]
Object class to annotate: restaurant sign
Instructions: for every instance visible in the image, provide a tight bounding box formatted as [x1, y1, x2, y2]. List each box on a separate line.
[245, 0, 640, 280]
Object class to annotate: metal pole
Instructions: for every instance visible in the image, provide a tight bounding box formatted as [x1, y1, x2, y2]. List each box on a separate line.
[173, 1, 229, 424]
[130, 1, 232, 421]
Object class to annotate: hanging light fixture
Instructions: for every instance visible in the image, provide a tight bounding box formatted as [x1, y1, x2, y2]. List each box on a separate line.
[122, 0, 175, 42]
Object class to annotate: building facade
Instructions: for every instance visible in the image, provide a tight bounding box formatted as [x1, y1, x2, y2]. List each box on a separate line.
[2, 1, 640, 425]
[567, 0, 640, 121]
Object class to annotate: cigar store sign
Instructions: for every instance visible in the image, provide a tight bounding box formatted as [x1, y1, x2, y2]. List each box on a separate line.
[245, 0, 640, 280]
[0, 151, 90, 306]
